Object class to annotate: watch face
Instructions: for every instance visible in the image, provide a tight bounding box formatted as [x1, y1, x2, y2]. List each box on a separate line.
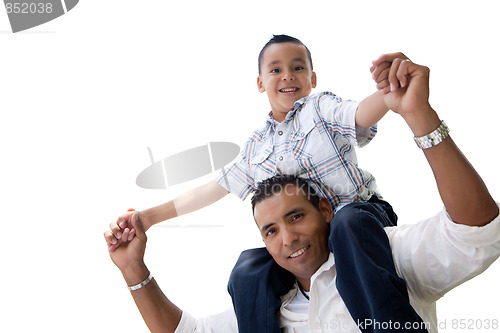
[4, 0, 79, 33]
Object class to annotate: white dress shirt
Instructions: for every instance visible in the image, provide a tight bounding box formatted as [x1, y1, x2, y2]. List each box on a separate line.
[175, 204, 500, 332]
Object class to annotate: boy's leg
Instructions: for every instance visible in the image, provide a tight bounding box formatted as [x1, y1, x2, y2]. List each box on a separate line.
[331, 197, 428, 332]
[227, 247, 295, 333]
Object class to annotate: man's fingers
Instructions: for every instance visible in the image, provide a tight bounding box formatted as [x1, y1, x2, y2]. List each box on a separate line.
[372, 52, 409, 67]
[370, 61, 391, 82]
[104, 229, 123, 251]
[128, 229, 136, 242]
[397, 59, 413, 88]
[121, 228, 130, 242]
[388, 58, 404, 91]
[107, 240, 122, 252]
[104, 229, 118, 245]
[387, 58, 416, 92]
[109, 221, 123, 239]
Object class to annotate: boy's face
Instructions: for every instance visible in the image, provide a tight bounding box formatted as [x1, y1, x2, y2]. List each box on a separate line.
[254, 186, 332, 291]
[258, 42, 317, 122]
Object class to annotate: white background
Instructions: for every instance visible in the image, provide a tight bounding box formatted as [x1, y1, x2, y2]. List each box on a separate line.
[1, 0, 499, 332]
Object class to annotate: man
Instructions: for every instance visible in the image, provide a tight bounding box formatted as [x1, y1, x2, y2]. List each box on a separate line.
[105, 53, 500, 332]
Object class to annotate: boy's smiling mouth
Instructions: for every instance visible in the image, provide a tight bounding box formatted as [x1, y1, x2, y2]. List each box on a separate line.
[279, 87, 300, 94]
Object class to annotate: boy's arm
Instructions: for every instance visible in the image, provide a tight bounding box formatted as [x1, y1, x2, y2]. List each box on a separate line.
[140, 180, 229, 227]
[354, 59, 394, 128]
[355, 89, 389, 128]
[106, 180, 229, 251]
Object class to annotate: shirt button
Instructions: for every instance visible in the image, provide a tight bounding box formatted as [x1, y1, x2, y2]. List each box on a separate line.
[278, 131, 283, 136]
[279, 156, 283, 161]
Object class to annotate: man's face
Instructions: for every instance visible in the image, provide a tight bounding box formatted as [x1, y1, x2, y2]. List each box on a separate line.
[257, 42, 317, 122]
[254, 186, 333, 290]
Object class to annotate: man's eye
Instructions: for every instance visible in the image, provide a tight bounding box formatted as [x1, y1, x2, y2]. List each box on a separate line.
[292, 214, 303, 221]
[266, 229, 276, 236]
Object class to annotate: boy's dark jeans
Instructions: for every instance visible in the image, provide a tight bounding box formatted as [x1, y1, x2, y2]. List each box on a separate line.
[227, 196, 428, 333]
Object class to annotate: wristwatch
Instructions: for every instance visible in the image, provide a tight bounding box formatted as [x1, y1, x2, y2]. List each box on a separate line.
[414, 121, 449, 149]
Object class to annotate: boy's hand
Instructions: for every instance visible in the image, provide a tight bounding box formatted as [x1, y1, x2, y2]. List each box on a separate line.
[105, 208, 140, 252]
[370, 58, 392, 93]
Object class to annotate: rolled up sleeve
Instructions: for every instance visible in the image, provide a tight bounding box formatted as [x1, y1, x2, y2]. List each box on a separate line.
[386, 203, 500, 303]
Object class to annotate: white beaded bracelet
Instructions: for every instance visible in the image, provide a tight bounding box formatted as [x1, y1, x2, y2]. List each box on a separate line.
[127, 272, 153, 291]
[414, 120, 449, 149]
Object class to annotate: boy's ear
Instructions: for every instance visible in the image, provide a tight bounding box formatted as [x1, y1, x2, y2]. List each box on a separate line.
[257, 76, 266, 93]
[311, 72, 317, 89]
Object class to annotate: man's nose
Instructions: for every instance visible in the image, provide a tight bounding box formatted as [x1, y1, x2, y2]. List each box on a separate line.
[282, 226, 298, 247]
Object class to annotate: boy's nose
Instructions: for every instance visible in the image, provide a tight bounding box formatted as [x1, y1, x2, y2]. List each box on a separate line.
[282, 71, 295, 80]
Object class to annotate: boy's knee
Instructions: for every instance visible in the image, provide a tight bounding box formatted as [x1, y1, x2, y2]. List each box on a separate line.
[329, 203, 389, 247]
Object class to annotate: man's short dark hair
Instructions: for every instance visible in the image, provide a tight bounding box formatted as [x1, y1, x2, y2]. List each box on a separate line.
[251, 175, 321, 213]
[258, 34, 313, 74]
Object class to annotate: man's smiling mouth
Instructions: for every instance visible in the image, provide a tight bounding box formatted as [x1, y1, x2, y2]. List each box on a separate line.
[289, 245, 310, 258]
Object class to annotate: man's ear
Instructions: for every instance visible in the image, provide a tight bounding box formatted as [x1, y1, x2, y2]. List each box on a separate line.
[311, 71, 317, 89]
[257, 76, 266, 93]
[318, 197, 334, 223]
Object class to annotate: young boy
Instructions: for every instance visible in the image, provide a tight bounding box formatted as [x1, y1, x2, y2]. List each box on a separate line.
[106, 34, 387, 246]
[106, 35, 426, 331]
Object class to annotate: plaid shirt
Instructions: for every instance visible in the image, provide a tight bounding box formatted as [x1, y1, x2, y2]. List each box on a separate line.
[216, 91, 379, 211]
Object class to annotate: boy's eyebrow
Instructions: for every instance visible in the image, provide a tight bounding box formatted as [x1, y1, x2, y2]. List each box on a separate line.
[266, 58, 306, 68]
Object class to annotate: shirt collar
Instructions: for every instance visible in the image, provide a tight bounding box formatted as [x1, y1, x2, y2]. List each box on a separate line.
[266, 95, 310, 127]
[311, 253, 335, 284]
[280, 253, 335, 305]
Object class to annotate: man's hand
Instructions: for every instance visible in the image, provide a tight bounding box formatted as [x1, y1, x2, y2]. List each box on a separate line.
[371, 52, 438, 136]
[372, 52, 498, 226]
[105, 208, 140, 252]
[105, 210, 148, 275]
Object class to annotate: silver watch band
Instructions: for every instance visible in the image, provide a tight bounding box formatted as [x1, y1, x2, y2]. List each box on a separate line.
[128, 272, 153, 291]
[414, 121, 449, 149]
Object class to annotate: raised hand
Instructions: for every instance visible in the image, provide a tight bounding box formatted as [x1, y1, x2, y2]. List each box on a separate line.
[105, 208, 140, 252]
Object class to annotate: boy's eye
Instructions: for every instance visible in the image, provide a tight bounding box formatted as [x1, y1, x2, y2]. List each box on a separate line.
[294, 66, 304, 71]
[270, 68, 281, 73]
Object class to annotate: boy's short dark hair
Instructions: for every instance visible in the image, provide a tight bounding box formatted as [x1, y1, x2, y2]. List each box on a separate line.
[251, 175, 321, 213]
[258, 34, 313, 74]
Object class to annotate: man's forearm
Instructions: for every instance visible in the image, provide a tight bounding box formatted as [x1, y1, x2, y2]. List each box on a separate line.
[122, 264, 183, 333]
[404, 106, 498, 226]
[355, 90, 389, 128]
